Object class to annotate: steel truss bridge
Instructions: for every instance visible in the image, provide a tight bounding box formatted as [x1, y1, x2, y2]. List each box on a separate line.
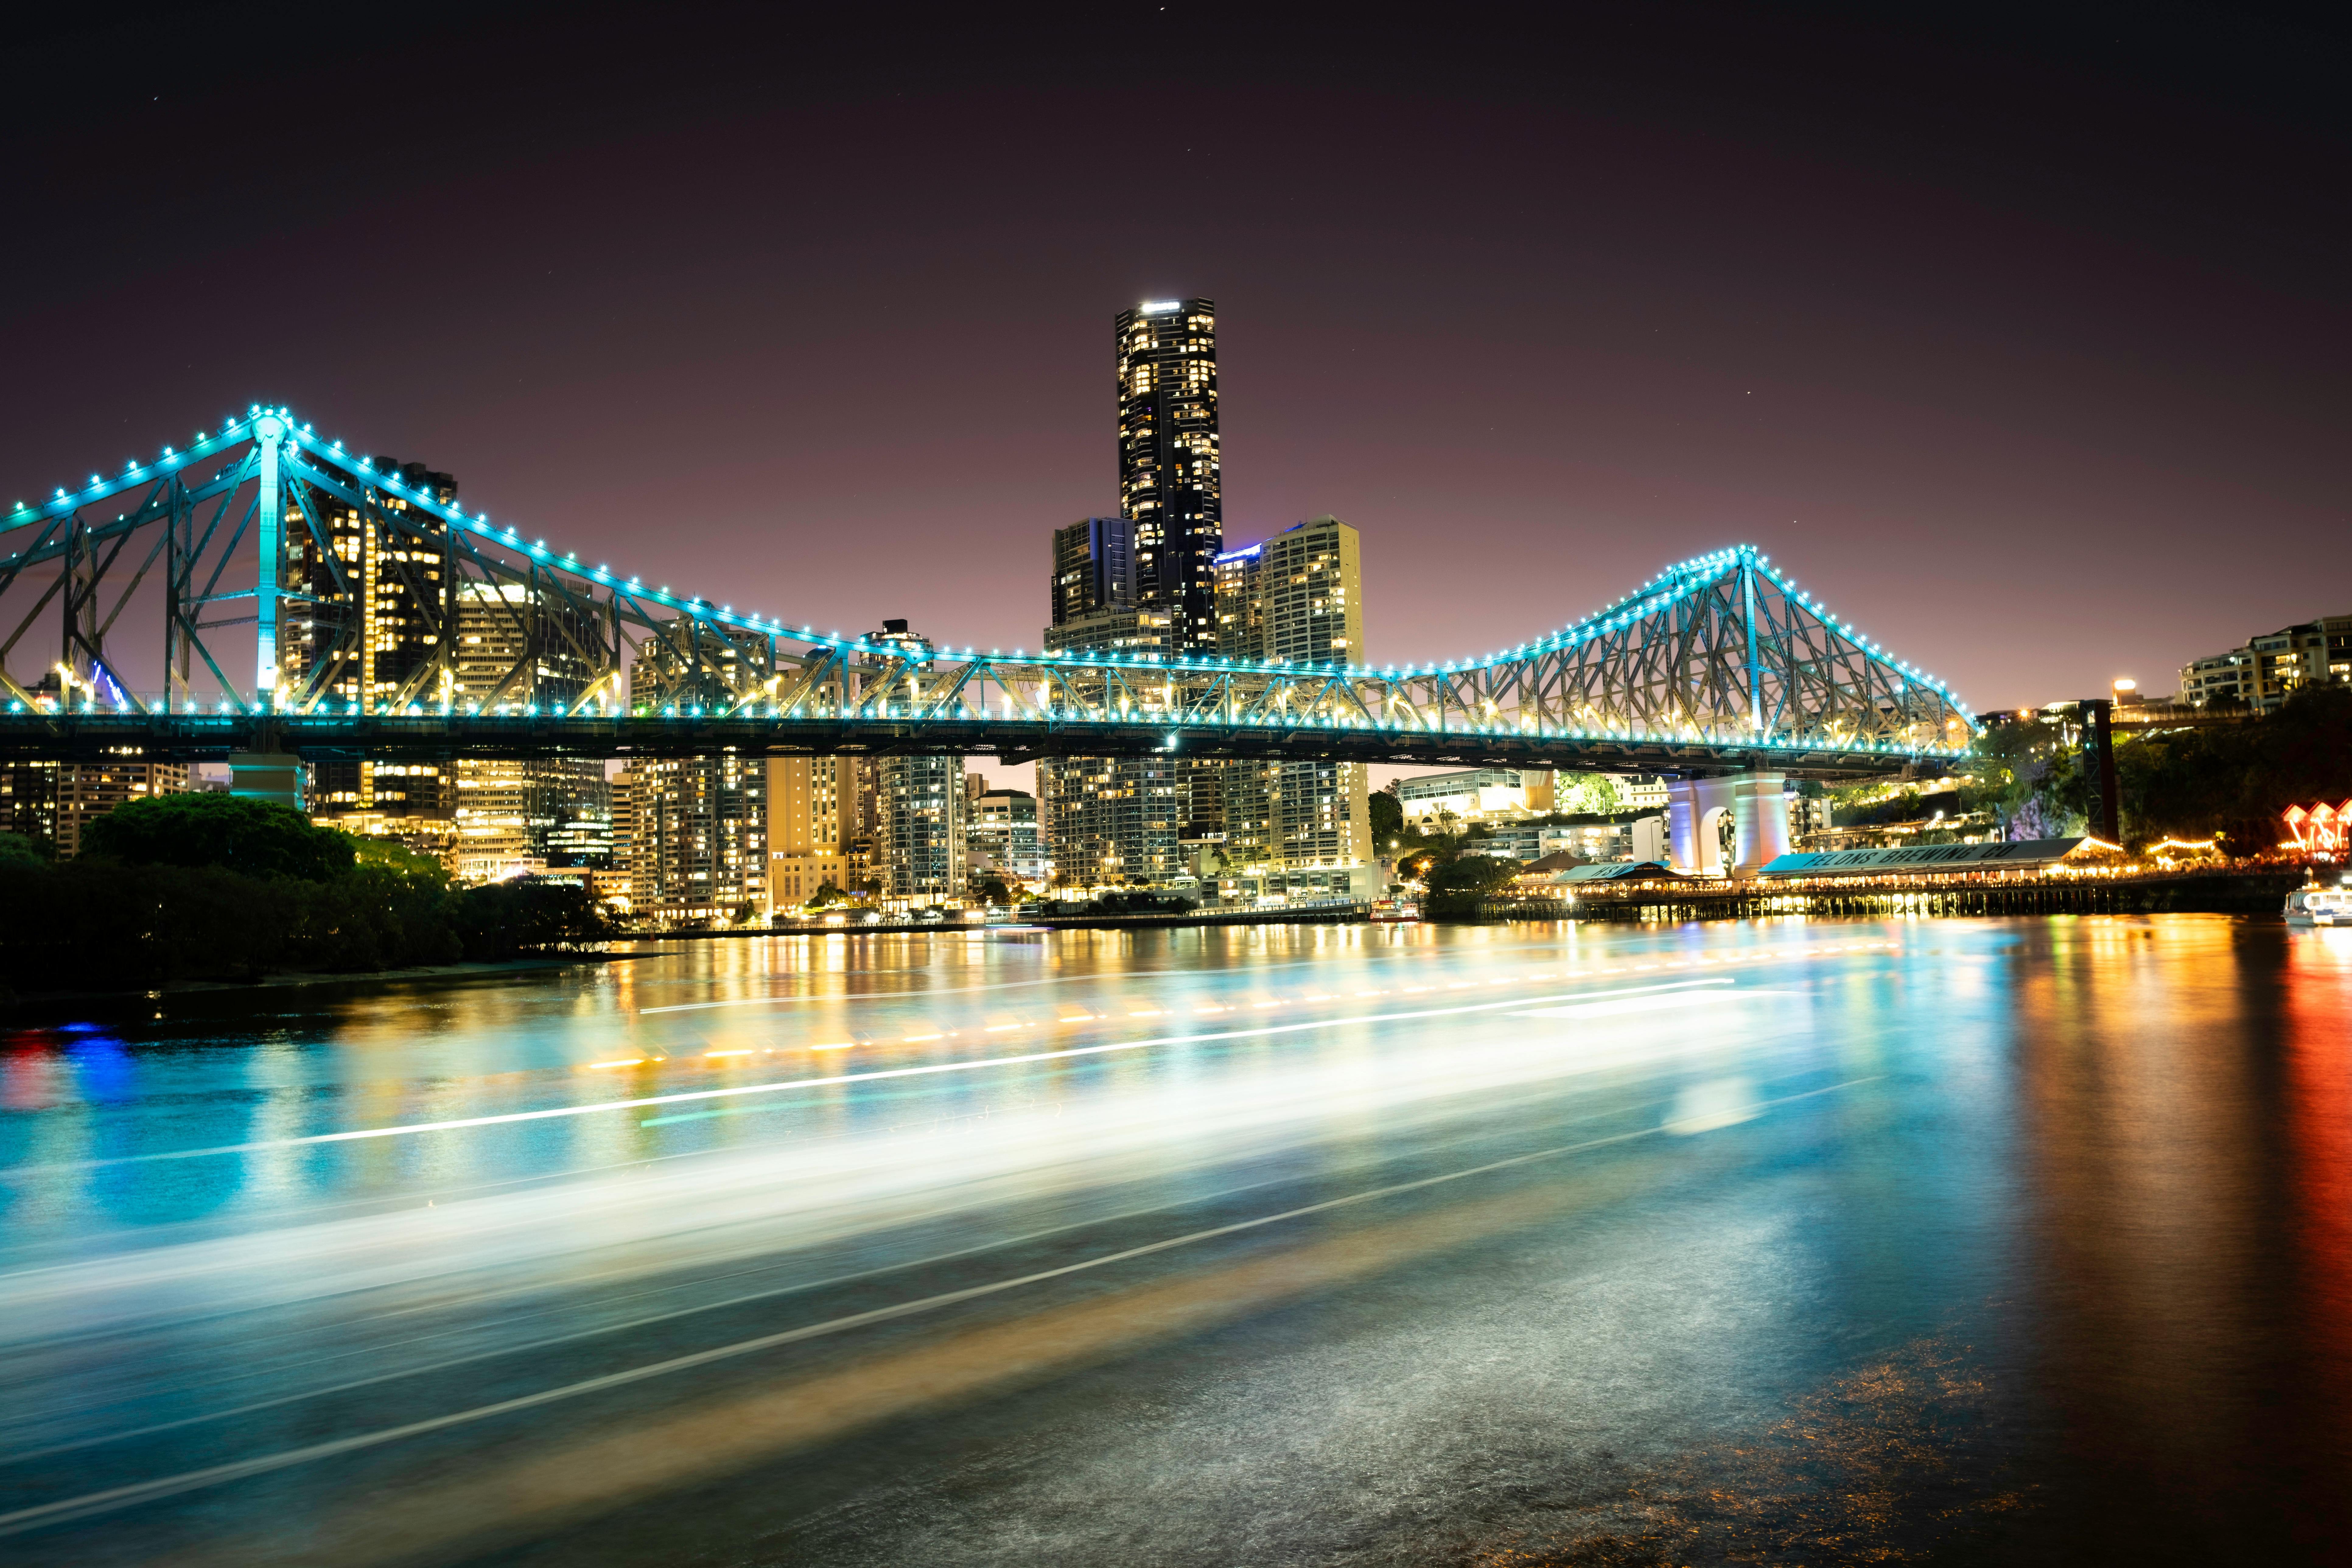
[0, 407, 1976, 779]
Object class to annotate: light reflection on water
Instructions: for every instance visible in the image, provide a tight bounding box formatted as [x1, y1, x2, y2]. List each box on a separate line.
[0, 915, 2345, 1566]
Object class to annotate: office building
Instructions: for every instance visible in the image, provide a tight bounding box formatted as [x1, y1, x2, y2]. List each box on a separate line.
[1115, 299, 1221, 651]
[0, 751, 190, 859]
[1212, 515, 1373, 898]
[282, 457, 455, 710]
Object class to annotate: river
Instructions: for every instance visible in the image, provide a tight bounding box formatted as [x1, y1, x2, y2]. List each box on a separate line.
[2, 914, 2348, 1565]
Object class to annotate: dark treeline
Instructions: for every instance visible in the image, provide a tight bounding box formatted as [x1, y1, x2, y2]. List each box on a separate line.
[2118, 688, 2352, 850]
[1965, 686, 2352, 850]
[0, 794, 611, 995]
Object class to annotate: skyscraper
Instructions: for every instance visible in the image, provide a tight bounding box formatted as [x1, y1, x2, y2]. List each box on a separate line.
[1052, 517, 1138, 628]
[445, 581, 610, 882]
[1041, 518, 1178, 889]
[286, 458, 458, 840]
[283, 457, 455, 711]
[1115, 299, 1220, 652]
[618, 615, 773, 924]
[1213, 516, 1374, 898]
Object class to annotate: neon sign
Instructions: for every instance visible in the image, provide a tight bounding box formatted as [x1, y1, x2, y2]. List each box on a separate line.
[2283, 801, 2352, 855]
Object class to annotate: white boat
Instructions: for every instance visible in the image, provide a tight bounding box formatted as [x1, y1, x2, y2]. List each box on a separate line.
[2285, 881, 2352, 926]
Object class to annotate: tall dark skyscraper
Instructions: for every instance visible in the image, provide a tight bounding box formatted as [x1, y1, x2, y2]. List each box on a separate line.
[1115, 298, 1220, 651]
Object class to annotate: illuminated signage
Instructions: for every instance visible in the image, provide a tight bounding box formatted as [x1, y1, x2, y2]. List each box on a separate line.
[1142, 300, 1181, 314]
[2283, 801, 2352, 855]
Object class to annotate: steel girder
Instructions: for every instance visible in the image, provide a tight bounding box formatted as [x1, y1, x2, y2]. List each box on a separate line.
[0, 408, 1977, 778]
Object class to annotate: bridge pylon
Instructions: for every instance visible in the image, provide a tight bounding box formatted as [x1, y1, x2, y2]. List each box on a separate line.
[1666, 770, 1791, 877]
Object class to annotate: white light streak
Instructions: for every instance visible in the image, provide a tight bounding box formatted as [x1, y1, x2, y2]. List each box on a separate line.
[5, 981, 1740, 1174]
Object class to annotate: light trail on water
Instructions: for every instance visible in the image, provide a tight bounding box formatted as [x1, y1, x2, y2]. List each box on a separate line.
[0, 1075, 1877, 1541]
[0, 978, 1753, 1175]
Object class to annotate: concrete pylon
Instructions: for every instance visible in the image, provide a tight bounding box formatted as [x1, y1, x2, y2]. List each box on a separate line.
[1666, 770, 1788, 877]
[1729, 771, 1790, 875]
[229, 753, 304, 811]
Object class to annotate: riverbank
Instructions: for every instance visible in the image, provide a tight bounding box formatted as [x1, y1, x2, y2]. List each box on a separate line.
[660, 904, 1377, 937]
[2, 950, 657, 1011]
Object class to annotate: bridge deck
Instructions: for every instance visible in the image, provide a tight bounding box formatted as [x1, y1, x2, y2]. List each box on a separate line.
[0, 711, 1926, 779]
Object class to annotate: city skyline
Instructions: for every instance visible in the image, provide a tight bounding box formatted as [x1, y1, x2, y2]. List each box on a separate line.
[8, 10, 2343, 722]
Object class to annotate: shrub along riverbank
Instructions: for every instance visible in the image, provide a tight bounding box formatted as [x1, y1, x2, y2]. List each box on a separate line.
[0, 793, 610, 994]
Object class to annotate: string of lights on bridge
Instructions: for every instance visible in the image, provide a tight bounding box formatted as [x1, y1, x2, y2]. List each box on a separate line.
[3, 407, 1973, 756]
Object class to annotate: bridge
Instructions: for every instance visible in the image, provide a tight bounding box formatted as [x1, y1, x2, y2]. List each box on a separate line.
[0, 407, 1978, 870]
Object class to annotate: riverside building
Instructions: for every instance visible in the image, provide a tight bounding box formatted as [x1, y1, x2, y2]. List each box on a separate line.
[867, 620, 965, 904]
[615, 614, 776, 924]
[0, 751, 190, 859]
[1211, 514, 1374, 901]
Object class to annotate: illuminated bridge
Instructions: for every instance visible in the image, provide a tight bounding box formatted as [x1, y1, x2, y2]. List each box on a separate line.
[0, 408, 1977, 870]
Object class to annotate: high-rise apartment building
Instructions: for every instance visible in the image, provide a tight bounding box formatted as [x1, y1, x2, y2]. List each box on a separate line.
[862, 620, 965, 903]
[1115, 299, 1220, 651]
[0, 751, 190, 859]
[1040, 570, 1180, 889]
[1213, 516, 1373, 896]
[286, 458, 458, 836]
[967, 789, 1049, 885]
[1218, 514, 1365, 668]
[283, 459, 455, 709]
[766, 756, 859, 913]
[615, 616, 774, 924]
[444, 581, 610, 881]
[617, 751, 768, 925]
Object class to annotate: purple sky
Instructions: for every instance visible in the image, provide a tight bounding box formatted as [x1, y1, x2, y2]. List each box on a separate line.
[8, 4, 2347, 794]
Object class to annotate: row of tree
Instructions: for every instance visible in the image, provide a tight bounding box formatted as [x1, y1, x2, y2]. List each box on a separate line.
[0, 793, 613, 994]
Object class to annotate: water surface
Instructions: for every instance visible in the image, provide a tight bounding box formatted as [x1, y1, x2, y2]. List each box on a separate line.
[2, 915, 2347, 1565]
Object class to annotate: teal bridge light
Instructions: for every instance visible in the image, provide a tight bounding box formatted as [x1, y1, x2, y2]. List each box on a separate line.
[0, 406, 1977, 775]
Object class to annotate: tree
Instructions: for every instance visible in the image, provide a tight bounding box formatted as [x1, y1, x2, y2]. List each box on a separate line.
[82, 792, 355, 882]
[451, 876, 614, 959]
[0, 831, 48, 868]
[1368, 786, 1403, 844]
[1555, 772, 1626, 815]
[1420, 849, 1524, 914]
[352, 836, 450, 886]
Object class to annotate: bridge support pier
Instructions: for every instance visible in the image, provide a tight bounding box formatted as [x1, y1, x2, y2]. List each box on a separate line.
[229, 752, 304, 811]
[1665, 770, 1788, 877]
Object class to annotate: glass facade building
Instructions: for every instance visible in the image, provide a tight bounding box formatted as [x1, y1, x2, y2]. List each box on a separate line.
[1115, 299, 1221, 652]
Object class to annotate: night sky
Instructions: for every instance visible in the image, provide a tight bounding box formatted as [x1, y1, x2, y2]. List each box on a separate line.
[8, 4, 2347, 776]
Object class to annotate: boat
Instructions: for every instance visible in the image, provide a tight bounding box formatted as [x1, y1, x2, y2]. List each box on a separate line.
[2285, 879, 2352, 926]
[1369, 898, 1421, 923]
